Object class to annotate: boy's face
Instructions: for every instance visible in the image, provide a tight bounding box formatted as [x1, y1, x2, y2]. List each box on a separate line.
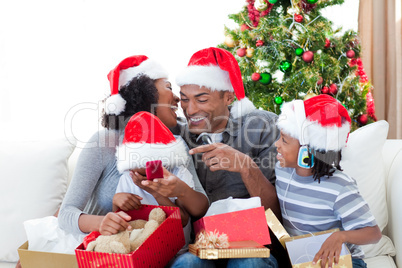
[275, 131, 300, 168]
[179, 84, 234, 134]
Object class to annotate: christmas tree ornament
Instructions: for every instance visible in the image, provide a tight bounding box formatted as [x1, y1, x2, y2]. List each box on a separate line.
[274, 96, 283, 105]
[251, 73, 261, 81]
[346, 50, 355, 58]
[324, 38, 331, 49]
[246, 48, 255, 57]
[224, 35, 236, 48]
[268, 0, 278, 3]
[302, 51, 314, 63]
[357, 114, 368, 125]
[236, 48, 246, 57]
[294, 14, 303, 23]
[240, 24, 250, 32]
[254, 0, 268, 11]
[256, 40, 264, 47]
[321, 86, 329, 94]
[260, 73, 272, 84]
[279, 60, 292, 73]
[329, 83, 338, 95]
[306, 0, 319, 3]
[304, 92, 317, 100]
[295, 48, 304, 56]
[317, 76, 323, 85]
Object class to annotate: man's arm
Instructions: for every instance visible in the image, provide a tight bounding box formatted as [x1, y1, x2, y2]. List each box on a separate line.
[189, 144, 281, 217]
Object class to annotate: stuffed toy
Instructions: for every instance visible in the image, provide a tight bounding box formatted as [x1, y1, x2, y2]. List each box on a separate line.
[86, 207, 166, 254]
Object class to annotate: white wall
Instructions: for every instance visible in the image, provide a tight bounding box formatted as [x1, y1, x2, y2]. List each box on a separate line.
[0, 0, 358, 142]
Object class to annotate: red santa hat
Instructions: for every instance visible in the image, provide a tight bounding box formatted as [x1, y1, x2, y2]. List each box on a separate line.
[105, 55, 168, 115]
[116, 111, 189, 173]
[175, 47, 255, 118]
[277, 94, 351, 152]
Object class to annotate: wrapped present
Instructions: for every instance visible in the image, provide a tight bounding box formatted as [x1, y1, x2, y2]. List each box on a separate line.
[265, 208, 290, 248]
[194, 206, 271, 246]
[74, 205, 184, 268]
[189, 240, 270, 260]
[284, 229, 352, 268]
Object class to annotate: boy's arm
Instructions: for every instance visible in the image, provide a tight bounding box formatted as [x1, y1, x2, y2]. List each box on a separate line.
[313, 226, 382, 268]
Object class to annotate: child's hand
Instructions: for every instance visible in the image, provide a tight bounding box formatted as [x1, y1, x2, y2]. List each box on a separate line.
[100, 211, 132, 235]
[112, 192, 143, 212]
[312, 231, 344, 268]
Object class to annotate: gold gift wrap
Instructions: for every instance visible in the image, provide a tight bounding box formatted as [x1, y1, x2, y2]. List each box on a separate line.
[265, 208, 290, 248]
[189, 240, 270, 260]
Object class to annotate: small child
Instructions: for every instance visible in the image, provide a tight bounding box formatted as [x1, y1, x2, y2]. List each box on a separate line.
[274, 94, 381, 268]
[113, 111, 197, 253]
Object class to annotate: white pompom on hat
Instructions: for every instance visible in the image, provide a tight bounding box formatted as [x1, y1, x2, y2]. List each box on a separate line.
[116, 111, 189, 173]
[277, 94, 351, 152]
[176, 47, 255, 118]
[105, 55, 168, 115]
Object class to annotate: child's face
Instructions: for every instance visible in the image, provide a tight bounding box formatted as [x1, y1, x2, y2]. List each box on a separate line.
[275, 131, 300, 168]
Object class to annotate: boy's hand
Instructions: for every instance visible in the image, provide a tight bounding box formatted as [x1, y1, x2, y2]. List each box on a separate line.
[112, 192, 143, 212]
[313, 232, 344, 268]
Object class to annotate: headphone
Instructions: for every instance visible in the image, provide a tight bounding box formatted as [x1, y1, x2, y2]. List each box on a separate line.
[294, 100, 314, 169]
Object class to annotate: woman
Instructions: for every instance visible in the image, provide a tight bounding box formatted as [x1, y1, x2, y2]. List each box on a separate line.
[58, 55, 208, 240]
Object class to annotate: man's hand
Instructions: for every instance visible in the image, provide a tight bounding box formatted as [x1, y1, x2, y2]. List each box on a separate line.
[112, 192, 143, 212]
[189, 143, 255, 173]
[99, 211, 132, 235]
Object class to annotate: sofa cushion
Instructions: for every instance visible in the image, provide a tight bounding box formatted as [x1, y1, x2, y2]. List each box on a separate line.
[0, 138, 76, 262]
[341, 120, 393, 257]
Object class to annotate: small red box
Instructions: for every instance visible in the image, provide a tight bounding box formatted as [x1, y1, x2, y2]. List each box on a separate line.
[75, 205, 184, 268]
[193, 206, 271, 246]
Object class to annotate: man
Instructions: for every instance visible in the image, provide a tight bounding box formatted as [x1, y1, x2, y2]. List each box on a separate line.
[169, 47, 282, 268]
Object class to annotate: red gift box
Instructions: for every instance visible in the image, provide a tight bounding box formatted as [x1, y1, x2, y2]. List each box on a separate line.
[193, 206, 271, 246]
[75, 205, 184, 268]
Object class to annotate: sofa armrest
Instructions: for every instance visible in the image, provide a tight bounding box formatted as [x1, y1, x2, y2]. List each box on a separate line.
[383, 140, 402, 267]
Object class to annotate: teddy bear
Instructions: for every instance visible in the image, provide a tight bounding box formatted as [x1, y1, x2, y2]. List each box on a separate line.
[86, 207, 166, 254]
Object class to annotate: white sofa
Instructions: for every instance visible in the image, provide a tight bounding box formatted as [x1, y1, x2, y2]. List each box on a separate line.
[0, 120, 399, 267]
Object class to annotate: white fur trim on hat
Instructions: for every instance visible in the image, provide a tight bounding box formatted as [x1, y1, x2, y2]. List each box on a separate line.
[119, 58, 168, 88]
[116, 138, 189, 173]
[176, 65, 233, 92]
[277, 101, 350, 151]
[105, 94, 127, 115]
[230, 97, 256, 119]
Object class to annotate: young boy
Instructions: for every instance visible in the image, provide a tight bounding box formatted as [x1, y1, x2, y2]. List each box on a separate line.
[274, 94, 381, 268]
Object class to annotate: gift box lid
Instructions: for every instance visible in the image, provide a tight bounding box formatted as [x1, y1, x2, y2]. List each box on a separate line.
[189, 240, 270, 260]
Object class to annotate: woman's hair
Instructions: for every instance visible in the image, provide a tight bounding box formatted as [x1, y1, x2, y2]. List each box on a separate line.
[101, 74, 159, 130]
[310, 149, 343, 183]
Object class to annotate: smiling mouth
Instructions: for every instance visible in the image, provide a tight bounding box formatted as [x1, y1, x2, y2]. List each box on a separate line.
[189, 116, 206, 123]
[171, 106, 178, 112]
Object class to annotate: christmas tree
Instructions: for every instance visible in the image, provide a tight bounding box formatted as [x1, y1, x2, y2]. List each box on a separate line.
[218, 0, 376, 130]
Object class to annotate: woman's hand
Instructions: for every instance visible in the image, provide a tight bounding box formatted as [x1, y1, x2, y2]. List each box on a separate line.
[140, 168, 185, 198]
[313, 232, 344, 268]
[112, 193, 143, 212]
[99, 211, 132, 235]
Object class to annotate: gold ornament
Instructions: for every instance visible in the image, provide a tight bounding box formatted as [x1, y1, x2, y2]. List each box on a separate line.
[246, 48, 255, 57]
[249, 32, 256, 40]
[304, 92, 317, 100]
[224, 35, 236, 48]
[254, 0, 268, 11]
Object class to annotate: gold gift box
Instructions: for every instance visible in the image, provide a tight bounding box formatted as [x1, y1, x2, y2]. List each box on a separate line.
[283, 229, 353, 268]
[189, 240, 270, 260]
[265, 208, 290, 248]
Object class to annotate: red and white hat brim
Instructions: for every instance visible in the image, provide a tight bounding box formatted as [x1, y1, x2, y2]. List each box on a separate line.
[176, 65, 233, 92]
[119, 58, 168, 88]
[116, 138, 189, 173]
[277, 101, 350, 151]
